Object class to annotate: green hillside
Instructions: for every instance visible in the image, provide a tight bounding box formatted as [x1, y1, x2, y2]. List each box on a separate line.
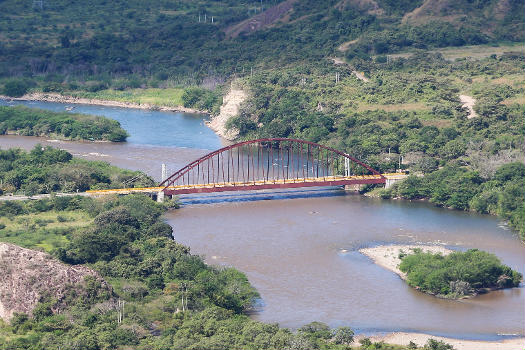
[0, 0, 523, 84]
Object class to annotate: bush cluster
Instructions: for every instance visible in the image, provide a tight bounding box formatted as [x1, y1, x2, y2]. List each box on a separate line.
[399, 249, 522, 297]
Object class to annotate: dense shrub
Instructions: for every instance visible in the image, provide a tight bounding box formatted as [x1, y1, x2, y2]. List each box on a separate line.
[2, 79, 29, 97]
[399, 249, 522, 297]
[182, 87, 221, 113]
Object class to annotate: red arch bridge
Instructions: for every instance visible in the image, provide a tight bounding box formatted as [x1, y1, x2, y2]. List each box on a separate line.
[87, 138, 407, 198]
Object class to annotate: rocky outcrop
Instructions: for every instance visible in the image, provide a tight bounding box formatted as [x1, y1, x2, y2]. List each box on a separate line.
[0, 243, 110, 321]
[206, 88, 247, 141]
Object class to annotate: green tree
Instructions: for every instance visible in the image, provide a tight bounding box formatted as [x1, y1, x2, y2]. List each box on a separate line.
[425, 338, 455, 350]
[332, 326, 354, 346]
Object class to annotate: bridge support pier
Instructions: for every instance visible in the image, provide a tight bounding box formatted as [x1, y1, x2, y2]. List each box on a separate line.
[385, 178, 401, 189]
[344, 184, 362, 191]
[157, 191, 165, 203]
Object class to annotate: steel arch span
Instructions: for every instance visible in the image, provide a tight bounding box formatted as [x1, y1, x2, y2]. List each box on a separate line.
[159, 138, 386, 195]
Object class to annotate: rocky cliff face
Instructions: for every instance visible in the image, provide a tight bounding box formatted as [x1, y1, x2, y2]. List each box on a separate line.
[0, 243, 110, 321]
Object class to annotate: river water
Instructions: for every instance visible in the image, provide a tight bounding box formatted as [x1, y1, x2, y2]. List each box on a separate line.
[1, 99, 524, 340]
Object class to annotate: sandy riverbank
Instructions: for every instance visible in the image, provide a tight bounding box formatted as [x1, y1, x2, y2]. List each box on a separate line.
[1, 92, 206, 115]
[360, 332, 524, 350]
[359, 244, 453, 280]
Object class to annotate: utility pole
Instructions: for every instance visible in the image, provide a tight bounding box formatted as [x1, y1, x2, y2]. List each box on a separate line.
[180, 282, 188, 312]
[117, 299, 125, 323]
[161, 163, 167, 182]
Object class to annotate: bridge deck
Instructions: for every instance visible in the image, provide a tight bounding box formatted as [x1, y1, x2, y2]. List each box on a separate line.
[86, 173, 407, 196]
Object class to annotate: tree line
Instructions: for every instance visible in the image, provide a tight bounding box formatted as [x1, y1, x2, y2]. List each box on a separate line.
[0, 106, 128, 142]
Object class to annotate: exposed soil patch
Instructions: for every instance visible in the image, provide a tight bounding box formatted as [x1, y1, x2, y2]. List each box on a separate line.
[337, 38, 359, 52]
[352, 70, 370, 82]
[459, 94, 478, 119]
[224, 0, 298, 39]
[330, 57, 347, 65]
[329, 58, 370, 82]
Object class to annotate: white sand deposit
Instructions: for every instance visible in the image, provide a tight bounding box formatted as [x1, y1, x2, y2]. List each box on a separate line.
[359, 244, 453, 280]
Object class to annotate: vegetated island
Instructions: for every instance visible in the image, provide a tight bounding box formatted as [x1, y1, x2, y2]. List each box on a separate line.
[360, 245, 522, 299]
[0, 105, 128, 142]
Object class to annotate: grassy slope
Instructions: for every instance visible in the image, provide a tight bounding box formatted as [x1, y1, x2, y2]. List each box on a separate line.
[67, 88, 185, 107]
[385, 43, 525, 60]
[0, 210, 91, 252]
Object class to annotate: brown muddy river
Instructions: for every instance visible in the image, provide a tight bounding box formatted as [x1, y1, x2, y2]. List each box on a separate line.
[1, 100, 523, 340]
[166, 196, 524, 339]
